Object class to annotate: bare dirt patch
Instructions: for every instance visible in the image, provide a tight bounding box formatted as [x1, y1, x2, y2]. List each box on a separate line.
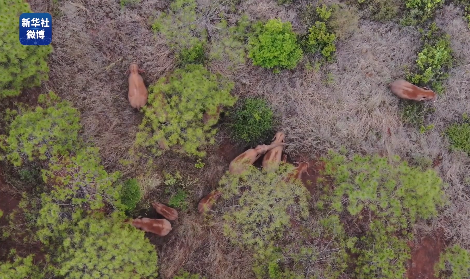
[406, 229, 446, 279]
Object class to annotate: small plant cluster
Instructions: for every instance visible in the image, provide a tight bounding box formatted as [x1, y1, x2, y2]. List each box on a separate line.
[0, 0, 53, 98]
[399, 99, 435, 129]
[163, 171, 190, 210]
[218, 163, 310, 249]
[407, 23, 453, 94]
[135, 64, 237, 157]
[435, 244, 470, 279]
[446, 114, 470, 155]
[403, 0, 443, 24]
[231, 97, 275, 145]
[316, 150, 446, 278]
[0, 92, 154, 278]
[357, 0, 401, 22]
[248, 19, 303, 72]
[301, 5, 337, 61]
[466, 6, 470, 29]
[0, 92, 81, 167]
[120, 178, 142, 213]
[0, 253, 41, 279]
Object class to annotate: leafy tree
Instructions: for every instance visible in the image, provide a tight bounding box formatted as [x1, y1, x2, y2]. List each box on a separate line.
[248, 19, 303, 72]
[0, 254, 43, 279]
[120, 178, 141, 212]
[135, 64, 237, 157]
[435, 244, 470, 279]
[37, 147, 122, 245]
[219, 163, 310, 249]
[0, 0, 53, 98]
[231, 98, 275, 145]
[152, 0, 207, 56]
[53, 214, 158, 279]
[0, 92, 81, 167]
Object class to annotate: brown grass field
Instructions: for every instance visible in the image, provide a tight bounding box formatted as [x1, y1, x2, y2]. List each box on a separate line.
[1, 0, 470, 278]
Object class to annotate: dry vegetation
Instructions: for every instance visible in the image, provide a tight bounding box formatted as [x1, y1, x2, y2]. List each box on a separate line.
[1, 0, 470, 278]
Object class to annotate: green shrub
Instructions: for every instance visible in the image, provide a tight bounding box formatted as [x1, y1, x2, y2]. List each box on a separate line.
[168, 189, 189, 210]
[0, 254, 43, 279]
[435, 244, 470, 279]
[406, 23, 453, 94]
[135, 64, 237, 157]
[53, 214, 158, 279]
[0, 92, 81, 167]
[152, 0, 207, 56]
[231, 98, 275, 145]
[319, 150, 446, 231]
[404, 0, 443, 22]
[37, 147, 122, 244]
[248, 19, 303, 72]
[163, 172, 190, 210]
[301, 5, 337, 61]
[174, 270, 206, 279]
[120, 178, 141, 212]
[177, 41, 206, 66]
[219, 163, 310, 249]
[0, 0, 53, 98]
[209, 15, 250, 69]
[446, 120, 470, 155]
[358, 0, 401, 22]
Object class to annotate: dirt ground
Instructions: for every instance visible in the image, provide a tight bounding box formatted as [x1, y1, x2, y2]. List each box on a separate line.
[8, 0, 470, 278]
[407, 229, 447, 279]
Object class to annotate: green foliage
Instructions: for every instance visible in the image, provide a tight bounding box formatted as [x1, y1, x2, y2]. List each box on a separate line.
[248, 19, 303, 72]
[177, 41, 206, 66]
[359, 0, 401, 22]
[0, 92, 81, 167]
[152, 0, 207, 54]
[53, 214, 158, 279]
[135, 64, 237, 157]
[301, 5, 337, 61]
[0, 254, 43, 279]
[209, 15, 250, 69]
[0, 0, 53, 98]
[219, 163, 310, 250]
[466, 6, 470, 29]
[0, 209, 3, 219]
[435, 244, 470, 279]
[120, 0, 139, 8]
[407, 23, 453, 93]
[168, 189, 189, 210]
[37, 147, 122, 245]
[195, 158, 205, 169]
[120, 178, 141, 212]
[320, 150, 446, 231]
[404, 0, 443, 22]
[231, 98, 275, 145]
[173, 270, 206, 279]
[446, 121, 470, 155]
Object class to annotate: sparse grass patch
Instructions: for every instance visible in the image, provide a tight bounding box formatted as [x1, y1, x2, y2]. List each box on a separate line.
[399, 100, 435, 128]
[359, 0, 402, 22]
[120, 0, 140, 8]
[248, 19, 303, 72]
[174, 270, 206, 279]
[407, 23, 454, 94]
[329, 3, 359, 40]
[230, 98, 275, 145]
[435, 244, 470, 279]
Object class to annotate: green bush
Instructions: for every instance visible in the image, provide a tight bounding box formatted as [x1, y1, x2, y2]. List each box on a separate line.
[404, 0, 443, 22]
[231, 98, 275, 145]
[135, 64, 237, 157]
[120, 178, 141, 212]
[209, 15, 250, 69]
[53, 214, 158, 279]
[219, 163, 310, 249]
[37, 147, 122, 244]
[319, 150, 446, 231]
[301, 5, 337, 61]
[446, 120, 470, 155]
[177, 41, 206, 66]
[0, 92, 81, 167]
[435, 244, 470, 279]
[407, 23, 453, 93]
[248, 19, 303, 72]
[168, 189, 189, 210]
[0, 0, 53, 98]
[0, 254, 43, 279]
[152, 0, 207, 56]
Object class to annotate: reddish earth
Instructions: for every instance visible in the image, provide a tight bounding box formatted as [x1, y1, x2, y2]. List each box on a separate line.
[407, 229, 446, 279]
[217, 139, 246, 163]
